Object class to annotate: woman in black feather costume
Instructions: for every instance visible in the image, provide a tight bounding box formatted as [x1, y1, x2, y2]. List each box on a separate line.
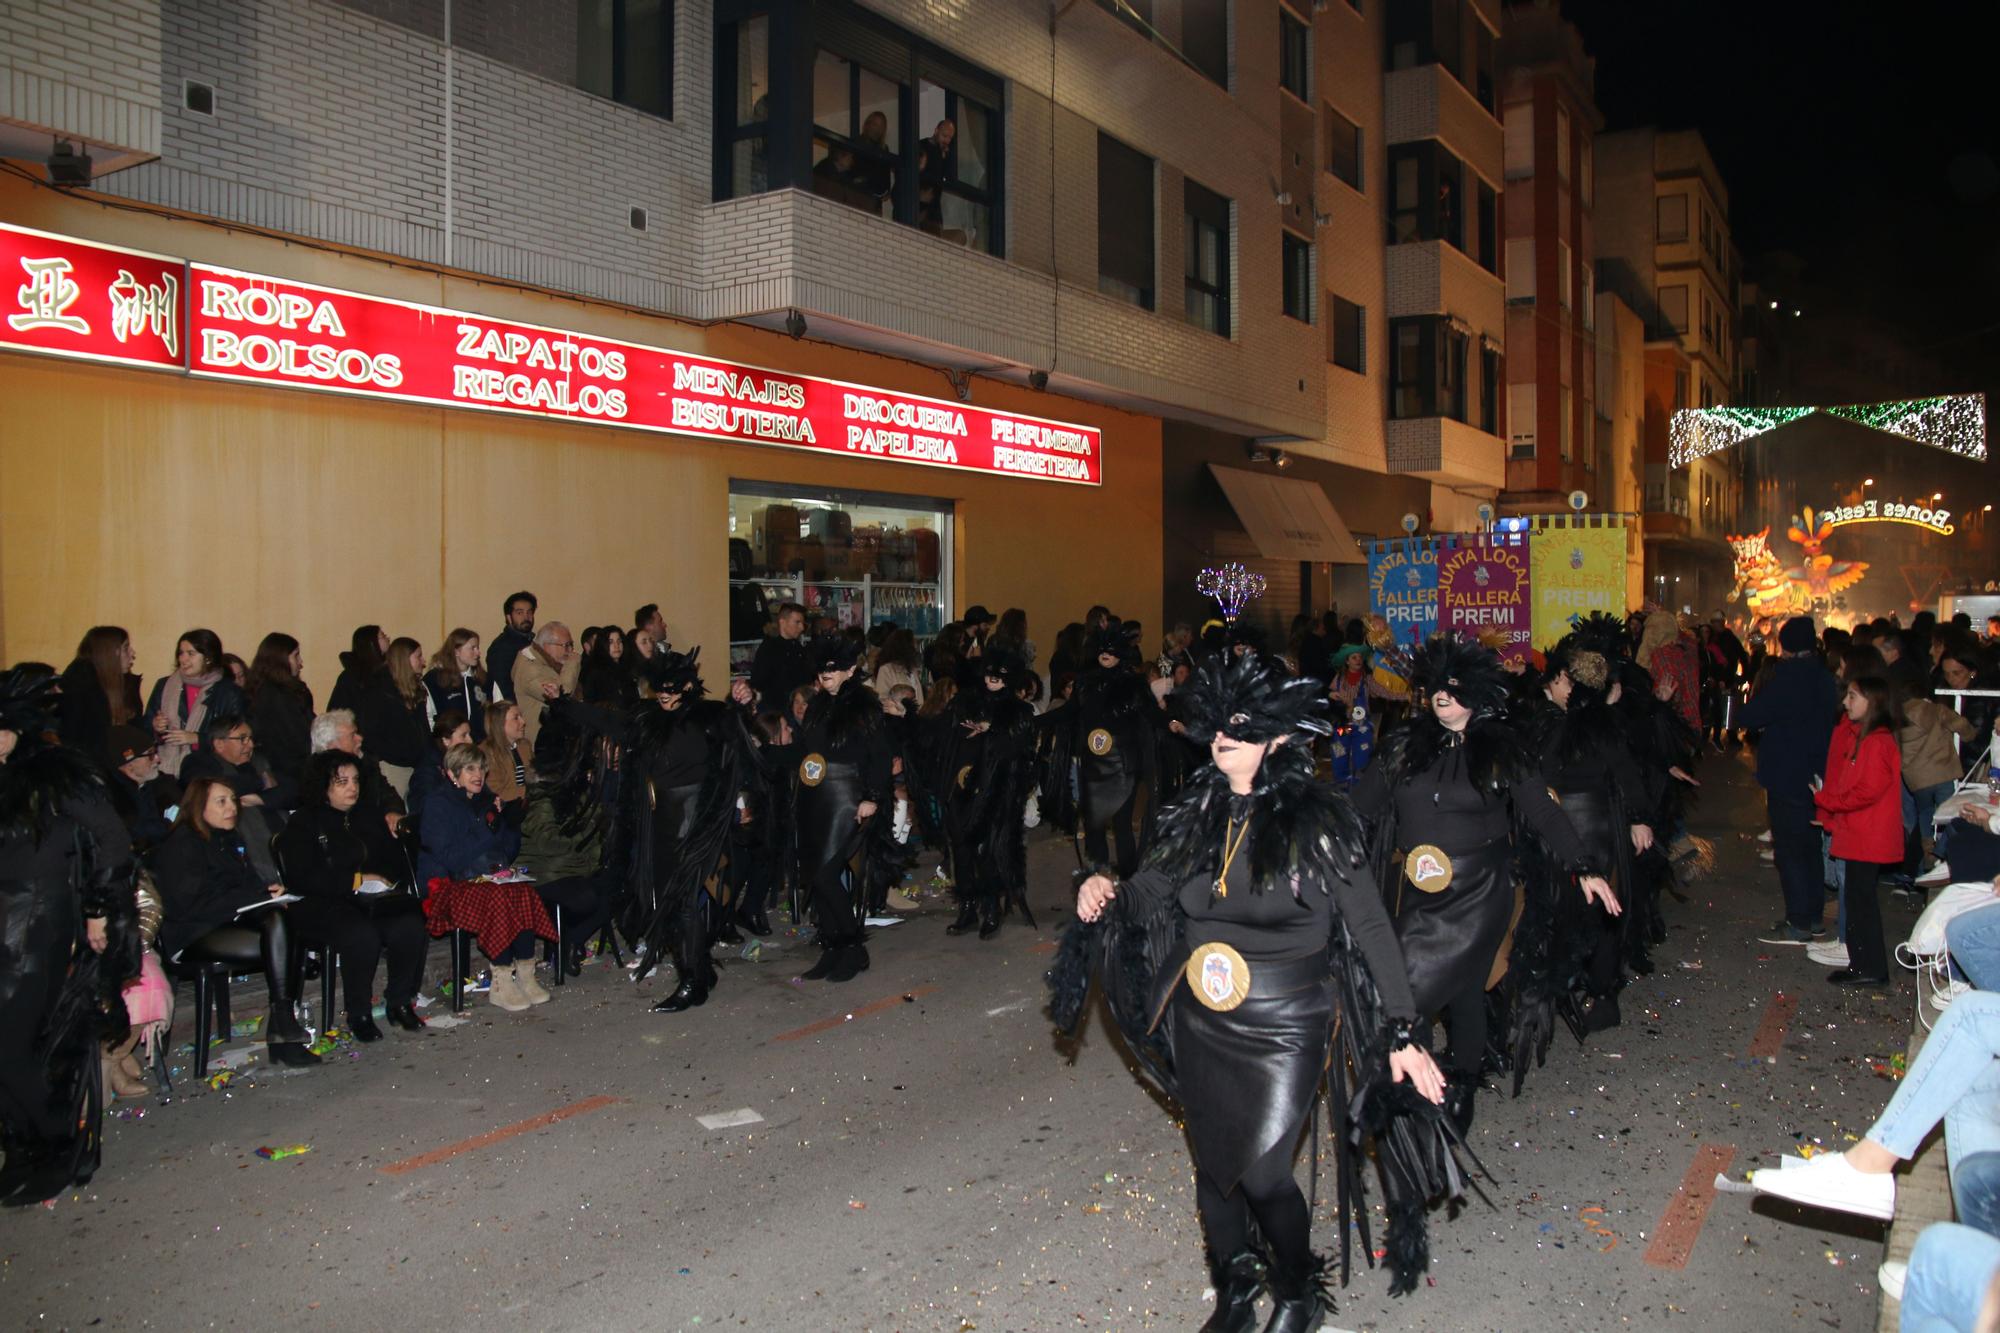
[939, 644, 1040, 940]
[1052, 654, 1453, 1332]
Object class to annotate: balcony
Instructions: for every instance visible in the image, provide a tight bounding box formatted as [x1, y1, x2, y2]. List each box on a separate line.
[0, 0, 162, 177]
[1385, 239, 1503, 327]
[1387, 416, 1505, 489]
[1382, 65, 1502, 178]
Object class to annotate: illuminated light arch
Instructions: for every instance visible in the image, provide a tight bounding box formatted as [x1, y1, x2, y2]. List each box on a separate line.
[1668, 394, 1988, 468]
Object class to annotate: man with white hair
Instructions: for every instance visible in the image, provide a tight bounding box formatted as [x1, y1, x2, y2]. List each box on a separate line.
[512, 622, 581, 746]
[310, 708, 406, 834]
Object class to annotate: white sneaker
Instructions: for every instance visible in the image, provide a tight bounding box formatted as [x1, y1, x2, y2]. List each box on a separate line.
[1750, 1152, 1895, 1221]
[1931, 979, 1972, 1012]
[1879, 1259, 1907, 1300]
[1756, 829, 1773, 843]
[1806, 942, 1851, 967]
[1759, 848, 1776, 861]
[1916, 864, 1954, 887]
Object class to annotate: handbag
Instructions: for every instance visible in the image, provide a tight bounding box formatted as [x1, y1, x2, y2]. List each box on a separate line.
[1907, 881, 1999, 958]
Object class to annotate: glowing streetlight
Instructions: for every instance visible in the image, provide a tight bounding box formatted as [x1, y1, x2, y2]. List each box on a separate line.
[1933, 492, 1943, 502]
[1863, 477, 1875, 487]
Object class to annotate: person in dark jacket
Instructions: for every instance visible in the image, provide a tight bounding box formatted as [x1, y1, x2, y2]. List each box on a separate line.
[275, 751, 429, 1039]
[750, 603, 814, 709]
[487, 592, 538, 703]
[149, 776, 319, 1067]
[103, 724, 181, 853]
[57, 626, 142, 768]
[358, 637, 430, 798]
[417, 745, 553, 1012]
[407, 711, 473, 827]
[326, 625, 386, 715]
[423, 629, 491, 740]
[1738, 616, 1842, 943]
[245, 632, 315, 784]
[182, 712, 295, 880]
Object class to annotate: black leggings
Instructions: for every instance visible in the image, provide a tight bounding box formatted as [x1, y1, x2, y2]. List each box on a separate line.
[1083, 786, 1140, 878]
[1195, 1133, 1313, 1271]
[537, 875, 611, 958]
[284, 897, 427, 1016]
[182, 908, 299, 1030]
[807, 857, 859, 945]
[1420, 983, 1489, 1079]
[1843, 859, 1890, 977]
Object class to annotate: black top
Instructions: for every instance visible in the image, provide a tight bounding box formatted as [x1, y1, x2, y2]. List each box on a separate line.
[750, 634, 814, 710]
[486, 627, 535, 703]
[275, 803, 406, 900]
[151, 823, 272, 956]
[182, 750, 297, 815]
[787, 682, 895, 802]
[1351, 729, 1591, 868]
[649, 714, 713, 790]
[247, 682, 314, 784]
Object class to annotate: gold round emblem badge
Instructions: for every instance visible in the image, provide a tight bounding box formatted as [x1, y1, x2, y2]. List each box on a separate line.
[1086, 727, 1114, 756]
[1404, 844, 1455, 893]
[956, 764, 974, 790]
[799, 753, 828, 787]
[1185, 941, 1252, 1012]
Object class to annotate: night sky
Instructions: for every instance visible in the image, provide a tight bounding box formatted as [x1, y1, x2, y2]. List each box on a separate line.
[1565, 0, 2000, 404]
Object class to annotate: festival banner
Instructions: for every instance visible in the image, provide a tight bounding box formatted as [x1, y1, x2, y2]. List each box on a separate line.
[1437, 534, 1531, 663]
[1, 222, 184, 371]
[1366, 538, 1439, 645]
[1528, 517, 1629, 647]
[186, 264, 1102, 485]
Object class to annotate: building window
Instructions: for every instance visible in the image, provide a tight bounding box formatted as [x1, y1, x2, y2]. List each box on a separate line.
[1555, 238, 1571, 309]
[1390, 319, 1427, 418]
[1502, 103, 1532, 179]
[1580, 138, 1593, 206]
[1282, 231, 1312, 322]
[1097, 0, 1154, 37]
[1385, 141, 1465, 250]
[1098, 131, 1156, 310]
[1325, 104, 1363, 191]
[1475, 178, 1497, 274]
[1183, 0, 1229, 87]
[1480, 344, 1500, 434]
[1658, 283, 1688, 333]
[1184, 178, 1231, 335]
[1554, 104, 1570, 182]
[714, 6, 1005, 255]
[1559, 384, 1573, 460]
[1439, 323, 1468, 422]
[576, 0, 674, 118]
[1504, 238, 1534, 302]
[1656, 193, 1688, 243]
[1330, 294, 1364, 371]
[1472, 20, 1494, 112]
[1279, 8, 1310, 100]
[1508, 382, 1535, 457]
[1580, 264, 1595, 329]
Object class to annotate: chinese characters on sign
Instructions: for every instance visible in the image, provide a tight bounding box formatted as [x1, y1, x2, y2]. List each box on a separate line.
[2, 224, 182, 370]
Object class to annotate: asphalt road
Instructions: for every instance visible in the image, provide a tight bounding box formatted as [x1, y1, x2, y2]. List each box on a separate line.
[1, 752, 1912, 1331]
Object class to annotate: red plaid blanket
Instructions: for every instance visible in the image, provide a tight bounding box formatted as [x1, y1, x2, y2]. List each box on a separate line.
[423, 877, 556, 961]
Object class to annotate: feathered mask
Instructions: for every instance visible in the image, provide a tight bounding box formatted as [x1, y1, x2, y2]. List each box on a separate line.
[0, 667, 57, 744]
[1563, 611, 1630, 661]
[1087, 618, 1143, 665]
[655, 644, 706, 697]
[1184, 651, 1331, 744]
[1409, 633, 1511, 720]
[812, 635, 863, 676]
[976, 643, 1027, 681]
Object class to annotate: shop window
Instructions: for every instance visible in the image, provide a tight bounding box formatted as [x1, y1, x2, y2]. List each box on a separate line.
[1098, 131, 1156, 310]
[576, 0, 673, 117]
[1330, 293, 1364, 371]
[1184, 178, 1231, 336]
[1279, 8, 1310, 101]
[727, 484, 952, 673]
[1325, 103, 1362, 191]
[1282, 232, 1312, 322]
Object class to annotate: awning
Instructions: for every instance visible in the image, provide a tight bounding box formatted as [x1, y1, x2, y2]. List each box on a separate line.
[1207, 464, 1365, 564]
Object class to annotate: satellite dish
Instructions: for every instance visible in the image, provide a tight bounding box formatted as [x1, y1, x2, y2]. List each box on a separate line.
[1476, 502, 1496, 526]
[1400, 512, 1421, 534]
[1567, 490, 1589, 512]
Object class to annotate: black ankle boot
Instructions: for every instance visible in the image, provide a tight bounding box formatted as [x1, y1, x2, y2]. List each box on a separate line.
[385, 1002, 425, 1032]
[739, 907, 773, 938]
[977, 898, 1002, 940]
[827, 942, 869, 983]
[347, 1012, 385, 1043]
[1261, 1254, 1329, 1333]
[268, 1041, 322, 1067]
[1198, 1250, 1264, 1333]
[652, 974, 708, 1012]
[1443, 1078, 1477, 1137]
[945, 898, 979, 936]
[717, 919, 744, 946]
[803, 945, 839, 980]
[1581, 991, 1622, 1033]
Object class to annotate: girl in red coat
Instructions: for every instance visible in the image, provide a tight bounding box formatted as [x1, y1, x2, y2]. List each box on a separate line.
[1814, 675, 1903, 986]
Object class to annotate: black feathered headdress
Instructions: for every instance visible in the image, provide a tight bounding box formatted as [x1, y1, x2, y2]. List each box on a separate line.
[1224, 621, 1268, 657]
[1184, 650, 1332, 744]
[653, 644, 706, 697]
[0, 667, 57, 747]
[1409, 633, 1511, 720]
[1562, 611, 1630, 661]
[811, 635, 864, 676]
[1086, 617, 1143, 664]
[976, 643, 1027, 682]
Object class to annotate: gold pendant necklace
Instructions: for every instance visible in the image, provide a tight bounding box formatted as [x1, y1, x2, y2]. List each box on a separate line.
[1214, 814, 1251, 898]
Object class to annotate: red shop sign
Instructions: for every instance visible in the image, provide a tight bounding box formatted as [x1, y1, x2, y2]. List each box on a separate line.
[0, 222, 184, 371]
[188, 264, 1102, 485]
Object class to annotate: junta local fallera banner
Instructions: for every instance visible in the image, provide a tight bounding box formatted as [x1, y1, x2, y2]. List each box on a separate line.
[1437, 535, 1530, 663]
[0, 223, 1100, 485]
[1366, 539, 1438, 645]
[1528, 517, 1629, 647]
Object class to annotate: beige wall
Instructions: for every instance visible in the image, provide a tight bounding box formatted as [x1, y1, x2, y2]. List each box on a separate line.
[0, 182, 1162, 697]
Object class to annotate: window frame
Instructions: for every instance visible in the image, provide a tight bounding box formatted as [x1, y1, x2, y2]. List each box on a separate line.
[1656, 192, 1688, 244]
[1508, 381, 1536, 457]
[1183, 176, 1232, 336]
[1479, 343, 1501, 435]
[578, 0, 677, 120]
[1385, 141, 1466, 252]
[1658, 282, 1688, 333]
[1324, 102, 1363, 192]
[1278, 8, 1311, 102]
[1329, 293, 1364, 372]
[1281, 230, 1313, 323]
[1098, 130, 1158, 311]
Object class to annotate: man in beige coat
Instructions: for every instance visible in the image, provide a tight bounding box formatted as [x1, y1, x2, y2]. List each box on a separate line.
[513, 622, 581, 745]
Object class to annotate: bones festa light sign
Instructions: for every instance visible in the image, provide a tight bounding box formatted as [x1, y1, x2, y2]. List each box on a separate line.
[1816, 497, 1955, 536]
[1, 224, 1101, 486]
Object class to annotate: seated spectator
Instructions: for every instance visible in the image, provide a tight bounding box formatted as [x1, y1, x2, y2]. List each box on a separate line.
[423, 629, 490, 741]
[308, 708, 407, 838]
[149, 777, 319, 1066]
[276, 751, 430, 1041]
[513, 622, 580, 746]
[1903, 694, 1979, 877]
[58, 625, 142, 766]
[143, 628, 246, 777]
[359, 637, 430, 799]
[1943, 646, 1999, 742]
[182, 713, 294, 881]
[578, 627, 630, 705]
[1899, 1221, 2000, 1333]
[245, 632, 314, 784]
[107, 865, 171, 1100]
[416, 744, 554, 1013]
[328, 625, 387, 714]
[408, 710, 473, 826]
[103, 724, 181, 853]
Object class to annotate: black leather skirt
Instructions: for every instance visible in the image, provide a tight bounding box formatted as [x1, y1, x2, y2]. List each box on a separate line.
[654, 781, 702, 845]
[1393, 840, 1515, 1015]
[1171, 951, 1333, 1193]
[796, 762, 863, 879]
[1080, 749, 1136, 828]
[1555, 787, 1617, 870]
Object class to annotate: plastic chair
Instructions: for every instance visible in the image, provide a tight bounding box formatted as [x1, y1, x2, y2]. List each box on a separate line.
[162, 950, 253, 1081]
[269, 833, 338, 1026]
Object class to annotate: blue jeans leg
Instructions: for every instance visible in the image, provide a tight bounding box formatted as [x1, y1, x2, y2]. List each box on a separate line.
[1902, 1222, 2000, 1333]
[1947, 902, 2000, 991]
[1871, 991, 2000, 1158]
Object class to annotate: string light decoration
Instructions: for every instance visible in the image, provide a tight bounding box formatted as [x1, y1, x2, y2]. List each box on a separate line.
[1669, 394, 1988, 467]
[1196, 562, 1267, 623]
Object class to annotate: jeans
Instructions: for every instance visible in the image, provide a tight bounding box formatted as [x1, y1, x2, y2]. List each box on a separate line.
[1871, 991, 2000, 1161]
[1908, 781, 1958, 876]
[1947, 901, 2000, 991]
[1902, 1222, 2000, 1333]
[1768, 790, 1823, 931]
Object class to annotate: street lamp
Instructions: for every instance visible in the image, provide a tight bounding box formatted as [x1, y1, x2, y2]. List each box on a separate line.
[1934, 492, 1943, 502]
[1863, 477, 1875, 487]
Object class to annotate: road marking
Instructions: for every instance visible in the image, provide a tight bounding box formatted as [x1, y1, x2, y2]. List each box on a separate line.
[770, 986, 940, 1044]
[1644, 1142, 1735, 1269]
[986, 996, 1032, 1016]
[696, 1107, 765, 1130]
[1746, 991, 1797, 1059]
[377, 1095, 620, 1175]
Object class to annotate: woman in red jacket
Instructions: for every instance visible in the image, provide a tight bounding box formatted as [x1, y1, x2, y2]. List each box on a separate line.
[1814, 674, 1903, 986]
